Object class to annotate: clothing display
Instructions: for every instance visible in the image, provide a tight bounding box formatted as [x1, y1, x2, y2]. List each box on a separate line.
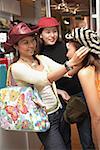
[0, 64, 7, 89]
[0, 58, 8, 69]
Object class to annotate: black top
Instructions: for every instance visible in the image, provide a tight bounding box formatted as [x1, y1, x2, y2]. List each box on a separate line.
[40, 41, 82, 95]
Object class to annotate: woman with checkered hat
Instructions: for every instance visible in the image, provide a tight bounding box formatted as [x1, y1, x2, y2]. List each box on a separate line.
[66, 27, 100, 149]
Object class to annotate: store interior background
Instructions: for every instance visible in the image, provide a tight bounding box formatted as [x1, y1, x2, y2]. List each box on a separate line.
[0, 0, 98, 37]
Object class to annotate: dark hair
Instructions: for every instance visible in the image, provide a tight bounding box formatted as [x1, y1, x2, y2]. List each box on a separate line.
[68, 40, 82, 50]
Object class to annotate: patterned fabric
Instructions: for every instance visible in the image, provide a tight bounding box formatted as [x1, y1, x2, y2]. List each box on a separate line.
[0, 86, 50, 132]
[65, 28, 100, 57]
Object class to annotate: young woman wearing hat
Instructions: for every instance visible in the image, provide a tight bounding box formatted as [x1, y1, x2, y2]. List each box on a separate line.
[66, 28, 100, 149]
[37, 17, 95, 149]
[4, 22, 89, 150]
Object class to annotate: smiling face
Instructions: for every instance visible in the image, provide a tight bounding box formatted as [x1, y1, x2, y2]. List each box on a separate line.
[14, 36, 36, 58]
[40, 27, 58, 45]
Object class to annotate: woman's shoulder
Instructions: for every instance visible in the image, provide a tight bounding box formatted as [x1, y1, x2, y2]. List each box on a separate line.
[11, 61, 23, 67]
[78, 66, 95, 78]
[37, 55, 59, 68]
[37, 54, 53, 61]
[11, 61, 26, 72]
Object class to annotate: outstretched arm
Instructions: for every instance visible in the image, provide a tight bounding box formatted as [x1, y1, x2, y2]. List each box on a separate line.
[48, 46, 89, 83]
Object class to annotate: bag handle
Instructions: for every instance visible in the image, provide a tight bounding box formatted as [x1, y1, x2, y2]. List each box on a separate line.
[6, 65, 17, 86]
[6, 65, 12, 86]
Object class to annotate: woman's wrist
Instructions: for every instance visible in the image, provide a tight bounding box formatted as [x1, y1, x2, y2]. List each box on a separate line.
[64, 61, 73, 71]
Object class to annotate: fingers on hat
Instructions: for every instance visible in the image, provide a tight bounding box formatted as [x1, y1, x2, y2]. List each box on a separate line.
[76, 46, 90, 58]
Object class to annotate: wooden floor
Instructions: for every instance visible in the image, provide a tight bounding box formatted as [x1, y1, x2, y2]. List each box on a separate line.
[70, 124, 97, 150]
[71, 124, 82, 150]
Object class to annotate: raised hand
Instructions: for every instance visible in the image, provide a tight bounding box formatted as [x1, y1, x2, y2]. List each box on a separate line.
[69, 46, 90, 67]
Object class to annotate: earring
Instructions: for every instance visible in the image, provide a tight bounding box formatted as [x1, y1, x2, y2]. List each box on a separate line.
[15, 49, 19, 57]
[40, 35, 42, 39]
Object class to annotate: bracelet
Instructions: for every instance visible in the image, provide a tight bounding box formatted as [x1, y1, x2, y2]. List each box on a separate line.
[64, 61, 73, 71]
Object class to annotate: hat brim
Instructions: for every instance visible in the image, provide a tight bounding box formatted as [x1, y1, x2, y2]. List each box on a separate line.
[65, 33, 74, 40]
[30, 25, 40, 32]
[4, 30, 37, 52]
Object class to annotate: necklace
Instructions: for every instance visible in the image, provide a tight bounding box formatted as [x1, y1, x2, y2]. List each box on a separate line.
[20, 58, 38, 68]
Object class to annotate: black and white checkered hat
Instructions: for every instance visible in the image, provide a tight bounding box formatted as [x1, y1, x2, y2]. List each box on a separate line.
[65, 28, 100, 57]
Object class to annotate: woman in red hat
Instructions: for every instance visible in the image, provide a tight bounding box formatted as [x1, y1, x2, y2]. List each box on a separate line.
[5, 22, 89, 150]
[37, 17, 95, 149]
[66, 28, 100, 149]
